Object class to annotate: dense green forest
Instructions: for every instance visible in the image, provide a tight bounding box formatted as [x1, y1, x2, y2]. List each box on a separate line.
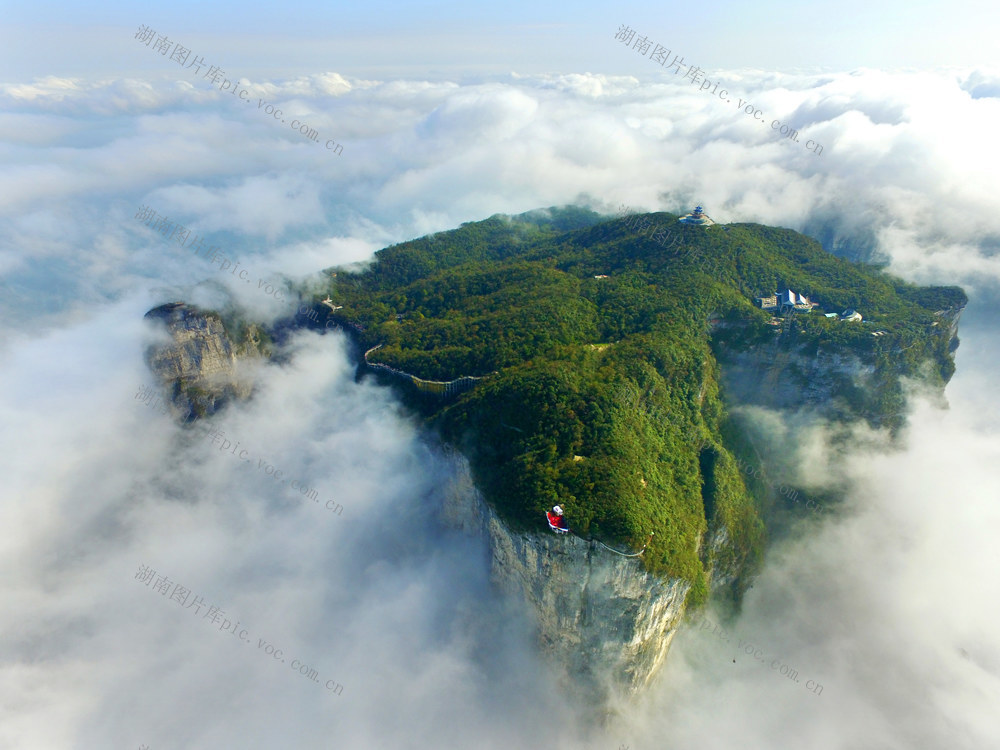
[306, 207, 965, 604]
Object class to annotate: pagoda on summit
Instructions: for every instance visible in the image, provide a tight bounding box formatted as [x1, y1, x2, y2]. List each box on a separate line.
[678, 205, 715, 226]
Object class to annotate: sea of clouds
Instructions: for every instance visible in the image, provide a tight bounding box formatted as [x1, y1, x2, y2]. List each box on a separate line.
[1, 65, 999, 749]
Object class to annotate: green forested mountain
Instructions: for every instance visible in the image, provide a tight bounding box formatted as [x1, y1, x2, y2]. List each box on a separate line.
[309, 207, 965, 604]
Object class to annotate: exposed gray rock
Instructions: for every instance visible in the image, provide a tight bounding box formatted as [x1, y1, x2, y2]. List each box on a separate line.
[143, 302, 267, 420]
[440, 454, 689, 707]
[714, 307, 964, 428]
[717, 336, 876, 416]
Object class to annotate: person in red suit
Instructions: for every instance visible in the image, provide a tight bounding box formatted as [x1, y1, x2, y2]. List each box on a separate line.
[546, 505, 570, 533]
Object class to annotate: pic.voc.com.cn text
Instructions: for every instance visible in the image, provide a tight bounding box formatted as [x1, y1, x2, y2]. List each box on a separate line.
[133, 24, 344, 155]
[134, 383, 345, 517]
[134, 205, 284, 301]
[134, 564, 344, 696]
[614, 24, 824, 156]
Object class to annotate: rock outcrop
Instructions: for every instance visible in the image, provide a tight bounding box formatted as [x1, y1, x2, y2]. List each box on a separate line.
[143, 302, 268, 420]
[712, 307, 963, 429]
[716, 336, 878, 417]
[441, 455, 689, 708]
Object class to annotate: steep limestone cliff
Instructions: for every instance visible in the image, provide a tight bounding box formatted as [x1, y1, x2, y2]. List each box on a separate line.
[143, 302, 268, 420]
[715, 335, 878, 418]
[712, 304, 964, 429]
[441, 454, 689, 708]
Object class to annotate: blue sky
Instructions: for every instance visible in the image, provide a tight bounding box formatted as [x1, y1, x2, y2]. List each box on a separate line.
[2, 0, 999, 82]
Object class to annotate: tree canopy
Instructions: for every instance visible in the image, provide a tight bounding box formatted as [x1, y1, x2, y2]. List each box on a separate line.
[309, 206, 965, 604]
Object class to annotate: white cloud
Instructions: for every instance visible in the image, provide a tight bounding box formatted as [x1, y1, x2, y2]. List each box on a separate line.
[630, 382, 1000, 750]
[2, 64, 1000, 747]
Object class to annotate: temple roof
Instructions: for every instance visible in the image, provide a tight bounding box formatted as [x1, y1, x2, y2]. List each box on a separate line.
[678, 206, 715, 226]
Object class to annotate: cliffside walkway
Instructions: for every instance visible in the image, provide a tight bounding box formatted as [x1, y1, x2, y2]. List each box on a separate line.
[363, 344, 492, 399]
[590, 533, 654, 558]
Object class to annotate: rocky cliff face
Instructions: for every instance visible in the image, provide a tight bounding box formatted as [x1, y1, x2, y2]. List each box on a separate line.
[715, 335, 877, 418]
[143, 302, 267, 420]
[713, 305, 964, 425]
[440, 454, 689, 708]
